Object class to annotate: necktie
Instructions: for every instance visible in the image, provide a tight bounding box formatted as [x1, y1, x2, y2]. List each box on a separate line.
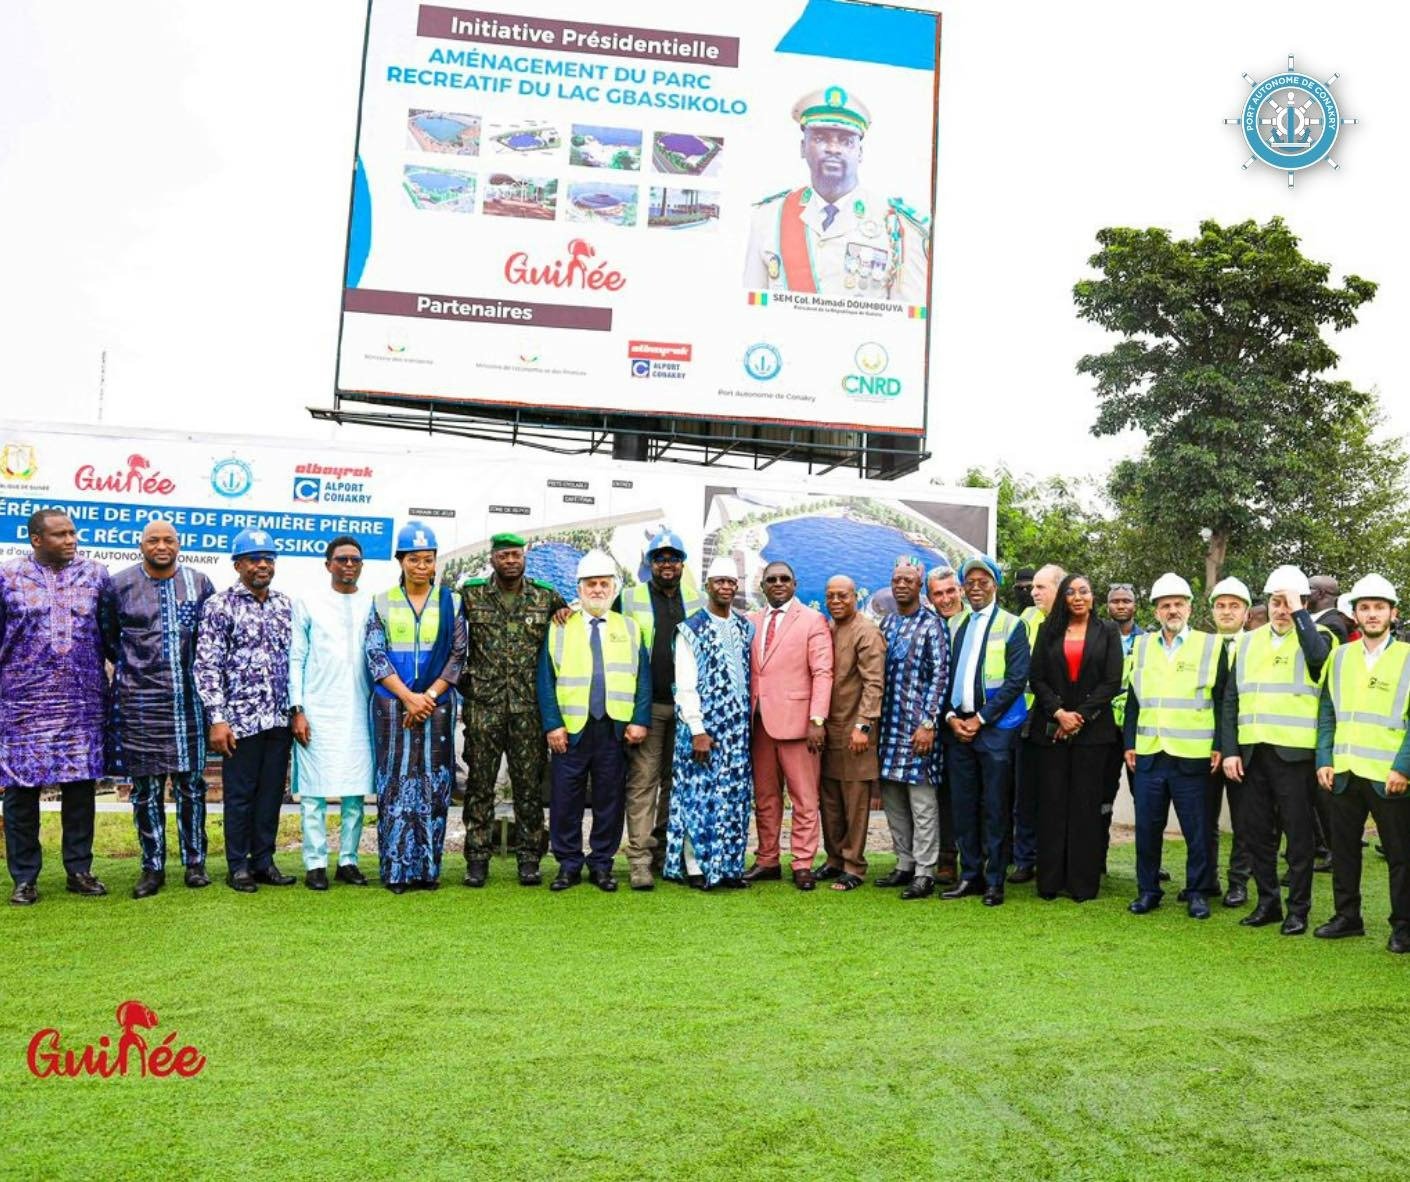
[763, 609, 780, 658]
[951, 616, 978, 711]
[821, 203, 838, 231]
[588, 617, 606, 719]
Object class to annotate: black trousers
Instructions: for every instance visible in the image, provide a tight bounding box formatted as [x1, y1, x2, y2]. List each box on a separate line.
[1100, 744, 1125, 869]
[1035, 742, 1111, 901]
[222, 728, 292, 874]
[1307, 776, 1333, 858]
[1243, 747, 1315, 917]
[2, 781, 95, 884]
[1202, 769, 1254, 894]
[1328, 775, 1410, 932]
[937, 766, 956, 855]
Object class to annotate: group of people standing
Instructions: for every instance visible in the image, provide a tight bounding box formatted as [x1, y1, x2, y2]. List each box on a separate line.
[2, 509, 1407, 956]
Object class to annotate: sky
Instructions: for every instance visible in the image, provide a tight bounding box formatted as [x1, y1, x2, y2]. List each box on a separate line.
[0, 1, 1403, 487]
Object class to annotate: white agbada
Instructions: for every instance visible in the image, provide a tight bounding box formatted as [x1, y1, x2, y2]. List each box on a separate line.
[289, 586, 375, 799]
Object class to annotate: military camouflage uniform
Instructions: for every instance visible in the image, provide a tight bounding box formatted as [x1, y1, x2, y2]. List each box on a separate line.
[459, 576, 566, 863]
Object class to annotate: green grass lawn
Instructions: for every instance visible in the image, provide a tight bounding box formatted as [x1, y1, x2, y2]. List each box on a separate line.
[2, 816, 1408, 1180]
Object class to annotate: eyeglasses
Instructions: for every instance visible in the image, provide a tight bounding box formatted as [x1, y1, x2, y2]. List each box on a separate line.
[329, 555, 363, 565]
[402, 554, 436, 567]
[650, 554, 683, 565]
[763, 574, 794, 584]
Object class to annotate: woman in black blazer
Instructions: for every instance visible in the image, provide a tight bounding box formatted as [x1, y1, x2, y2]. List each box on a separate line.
[1028, 573, 1123, 901]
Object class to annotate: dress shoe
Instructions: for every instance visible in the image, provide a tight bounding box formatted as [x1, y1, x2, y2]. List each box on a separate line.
[1280, 914, 1309, 936]
[551, 869, 581, 892]
[685, 874, 705, 890]
[517, 862, 542, 887]
[941, 878, 986, 899]
[1158, 868, 1171, 882]
[629, 866, 654, 891]
[814, 864, 844, 881]
[385, 880, 408, 895]
[1240, 902, 1284, 927]
[305, 868, 329, 891]
[335, 864, 368, 886]
[227, 870, 258, 893]
[1222, 883, 1248, 908]
[66, 872, 107, 897]
[982, 887, 1005, 907]
[184, 863, 211, 888]
[252, 864, 296, 886]
[742, 862, 782, 883]
[900, 875, 935, 900]
[1128, 892, 1162, 914]
[1187, 893, 1211, 920]
[874, 867, 915, 888]
[1006, 866, 1036, 885]
[132, 869, 165, 899]
[1388, 927, 1410, 954]
[1038, 891, 1058, 901]
[718, 876, 748, 889]
[418, 878, 440, 892]
[463, 859, 489, 888]
[588, 868, 618, 893]
[793, 868, 816, 892]
[1313, 854, 1334, 873]
[936, 854, 959, 886]
[9, 881, 37, 906]
[1314, 914, 1365, 939]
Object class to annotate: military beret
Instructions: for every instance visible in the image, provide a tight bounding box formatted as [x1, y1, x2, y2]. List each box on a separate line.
[490, 532, 526, 551]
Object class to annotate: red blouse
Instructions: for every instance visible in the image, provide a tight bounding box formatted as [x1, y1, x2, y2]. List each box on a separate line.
[1063, 634, 1084, 682]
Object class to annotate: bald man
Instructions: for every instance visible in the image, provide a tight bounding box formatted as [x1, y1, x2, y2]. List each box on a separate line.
[104, 520, 217, 896]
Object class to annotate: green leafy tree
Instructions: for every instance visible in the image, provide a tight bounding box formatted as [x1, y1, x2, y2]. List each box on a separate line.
[1074, 217, 1379, 590]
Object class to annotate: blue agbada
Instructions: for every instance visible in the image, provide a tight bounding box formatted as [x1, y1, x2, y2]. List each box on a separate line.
[667, 608, 754, 887]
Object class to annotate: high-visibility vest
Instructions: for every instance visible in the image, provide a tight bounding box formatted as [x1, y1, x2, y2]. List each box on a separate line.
[1111, 639, 1137, 730]
[1020, 606, 1044, 712]
[1234, 623, 1335, 749]
[1130, 630, 1218, 758]
[547, 611, 641, 733]
[942, 607, 970, 643]
[374, 585, 443, 690]
[621, 577, 703, 651]
[1327, 639, 1410, 786]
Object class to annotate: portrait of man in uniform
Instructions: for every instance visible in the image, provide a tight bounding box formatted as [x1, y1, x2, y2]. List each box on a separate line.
[743, 86, 930, 302]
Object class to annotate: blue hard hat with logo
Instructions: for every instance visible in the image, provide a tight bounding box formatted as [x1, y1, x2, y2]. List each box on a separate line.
[231, 528, 277, 560]
[646, 529, 686, 560]
[395, 520, 439, 555]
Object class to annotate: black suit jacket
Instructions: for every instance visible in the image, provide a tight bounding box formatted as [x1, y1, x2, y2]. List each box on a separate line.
[1028, 618, 1123, 746]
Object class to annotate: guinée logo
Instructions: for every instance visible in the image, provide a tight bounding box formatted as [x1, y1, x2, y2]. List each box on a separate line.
[504, 238, 625, 291]
[27, 1000, 207, 1080]
[74, 453, 175, 496]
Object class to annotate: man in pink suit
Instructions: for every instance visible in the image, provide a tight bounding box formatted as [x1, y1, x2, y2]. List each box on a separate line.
[744, 561, 834, 890]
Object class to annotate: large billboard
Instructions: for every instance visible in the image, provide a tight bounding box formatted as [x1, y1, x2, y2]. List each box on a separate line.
[0, 424, 990, 608]
[336, 0, 940, 434]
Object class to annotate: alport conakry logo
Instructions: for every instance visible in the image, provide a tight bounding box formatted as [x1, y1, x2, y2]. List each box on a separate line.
[743, 343, 782, 382]
[1226, 55, 1358, 187]
[293, 476, 321, 503]
[210, 456, 254, 499]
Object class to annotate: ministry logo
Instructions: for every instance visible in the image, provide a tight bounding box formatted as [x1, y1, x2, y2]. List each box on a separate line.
[1226, 55, 1359, 187]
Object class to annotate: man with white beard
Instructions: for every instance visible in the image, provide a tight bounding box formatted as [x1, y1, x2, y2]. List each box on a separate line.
[537, 550, 652, 893]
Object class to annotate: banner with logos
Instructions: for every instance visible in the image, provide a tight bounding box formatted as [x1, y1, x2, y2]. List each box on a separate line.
[0, 424, 991, 608]
[336, 0, 939, 434]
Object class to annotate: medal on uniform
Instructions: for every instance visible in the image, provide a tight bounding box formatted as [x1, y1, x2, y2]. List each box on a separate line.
[764, 251, 781, 281]
[860, 220, 879, 238]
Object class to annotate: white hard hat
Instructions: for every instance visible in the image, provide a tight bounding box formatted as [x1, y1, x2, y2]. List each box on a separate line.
[1149, 572, 1193, 602]
[1208, 576, 1252, 605]
[1337, 594, 1354, 618]
[1347, 573, 1398, 606]
[1263, 564, 1311, 598]
[576, 549, 617, 581]
[706, 554, 739, 581]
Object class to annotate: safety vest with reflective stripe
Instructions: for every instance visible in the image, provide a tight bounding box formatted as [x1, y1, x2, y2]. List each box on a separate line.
[374, 586, 442, 691]
[621, 579, 703, 652]
[1130, 630, 1218, 758]
[1020, 606, 1044, 712]
[1328, 640, 1410, 785]
[1234, 623, 1334, 749]
[1111, 640, 1137, 730]
[942, 607, 970, 644]
[547, 611, 641, 733]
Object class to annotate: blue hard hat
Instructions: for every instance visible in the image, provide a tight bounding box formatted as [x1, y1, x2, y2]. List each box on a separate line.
[231, 528, 277, 560]
[959, 554, 1003, 586]
[646, 529, 686, 560]
[395, 520, 438, 555]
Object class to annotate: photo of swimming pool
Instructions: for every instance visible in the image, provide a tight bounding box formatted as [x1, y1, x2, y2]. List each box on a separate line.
[407, 109, 481, 155]
[570, 124, 643, 170]
[402, 166, 477, 212]
[488, 120, 562, 157]
[652, 132, 724, 177]
[567, 183, 638, 227]
[763, 517, 952, 607]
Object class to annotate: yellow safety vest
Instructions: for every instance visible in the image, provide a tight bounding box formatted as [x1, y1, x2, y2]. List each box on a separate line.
[1111, 637, 1138, 730]
[1020, 606, 1044, 712]
[547, 611, 641, 733]
[942, 607, 970, 643]
[1327, 639, 1410, 786]
[1234, 623, 1334, 749]
[983, 610, 1021, 693]
[1130, 630, 1218, 758]
[621, 577, 703, 651]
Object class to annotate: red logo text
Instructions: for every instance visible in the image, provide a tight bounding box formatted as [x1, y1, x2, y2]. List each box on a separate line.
[74, 454, 175, 496]
[26, 1000, 207, 1079]
[504, 238, 625, 291]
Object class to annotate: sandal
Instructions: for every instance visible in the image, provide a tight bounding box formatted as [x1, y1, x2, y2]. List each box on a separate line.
[831, 873, 864, 891]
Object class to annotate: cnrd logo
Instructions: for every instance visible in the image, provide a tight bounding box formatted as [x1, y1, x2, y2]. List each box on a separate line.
[843, 343, 901, 399]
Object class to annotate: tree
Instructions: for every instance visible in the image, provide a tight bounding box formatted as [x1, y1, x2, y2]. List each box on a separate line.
[1074, 217, 1379, 590]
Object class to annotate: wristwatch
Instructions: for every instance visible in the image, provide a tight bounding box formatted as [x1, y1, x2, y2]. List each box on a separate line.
[809, 715, 825, 727]
[427, 688, 439, 703]
[920, 718, 936, 730]
[854, 723, 872, 734]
